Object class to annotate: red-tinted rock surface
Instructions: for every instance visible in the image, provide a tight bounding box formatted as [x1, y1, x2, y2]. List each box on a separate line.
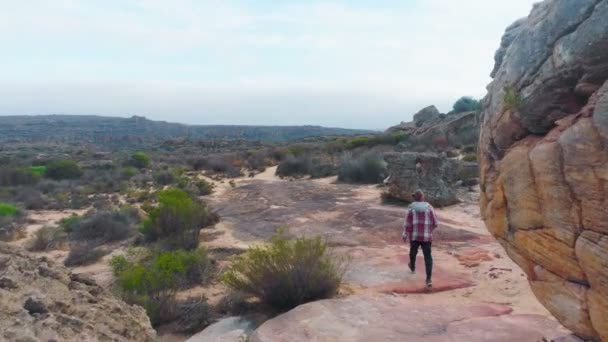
[250, 295, 574, 342]
[479, 1, 608, 340]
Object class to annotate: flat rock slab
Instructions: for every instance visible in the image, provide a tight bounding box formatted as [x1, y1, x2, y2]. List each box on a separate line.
[344, 250, 474, 294]
[187, 316, 256, 342]
[251, 295, 576, 342]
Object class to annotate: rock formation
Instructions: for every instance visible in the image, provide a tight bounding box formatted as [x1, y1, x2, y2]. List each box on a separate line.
[479, 1, 608, 340]
[0, 243, 156, 341]
[250, 295, 574, 342]
[387, 109, 480, 151]
[413, 105, 441, 126]
[384, 152, 459, 207]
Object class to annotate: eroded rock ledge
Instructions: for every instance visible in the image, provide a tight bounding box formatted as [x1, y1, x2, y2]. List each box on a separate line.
[0, 243, 156, 341]
[479, 0, 608, 340]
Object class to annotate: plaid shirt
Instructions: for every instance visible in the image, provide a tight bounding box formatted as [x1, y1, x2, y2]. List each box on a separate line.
[403, 202, 438, 242]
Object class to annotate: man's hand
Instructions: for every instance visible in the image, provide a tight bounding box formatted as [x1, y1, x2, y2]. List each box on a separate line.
[402, 233, 408, 243]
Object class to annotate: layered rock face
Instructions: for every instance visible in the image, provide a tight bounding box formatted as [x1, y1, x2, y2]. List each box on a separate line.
[387, 109, 480, 150]
[0, 243, 156, 341]
[479, 1, 608, 340]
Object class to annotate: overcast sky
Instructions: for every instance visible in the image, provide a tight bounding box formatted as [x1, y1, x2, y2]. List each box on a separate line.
[0, 0, 538, 129]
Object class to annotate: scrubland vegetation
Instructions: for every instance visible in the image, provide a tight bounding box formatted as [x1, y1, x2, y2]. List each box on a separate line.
[1, 117, 477, 335]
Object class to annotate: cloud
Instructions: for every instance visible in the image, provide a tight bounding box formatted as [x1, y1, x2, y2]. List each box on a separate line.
[0, 0, 538, 128]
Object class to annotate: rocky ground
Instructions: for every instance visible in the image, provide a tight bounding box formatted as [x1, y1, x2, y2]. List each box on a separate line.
[187, 167, 579, 341]
[8, 166, 580, 341]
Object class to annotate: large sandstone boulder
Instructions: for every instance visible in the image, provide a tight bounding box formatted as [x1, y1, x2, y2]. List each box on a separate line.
[0, 243, 156, 341]
[250, 295, 575, 342]
[405, 111, 480, 150]
[384, 152, 459, 207]
[413, 105, 441, 126]
[480, 1, 608, 340]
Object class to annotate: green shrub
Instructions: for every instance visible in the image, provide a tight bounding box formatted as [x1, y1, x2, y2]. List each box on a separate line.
[154, 171, 177, 186]
[70, 209, 138, 242]
[59, 215, 81, 234]
[338, 151, 387, 184]
[111, 248, 210, 325]
[30, 166, 47, 177]
[346, 137, 371, 149]
[64, 244, 109, 266]
[141, 188, 216, 250]
[120, 167, 137, 180]
[223, 230, 345, 311]
[452, 96, 482, 113]
[503, 86, 521, 111]
[194, 179, 214, 196]
[276, 154, 312, 178]
[130, 152, 151, 169]
[46, 160, 83, 180]
[462, 153, 478, 162]
[0, 203, 19, 217]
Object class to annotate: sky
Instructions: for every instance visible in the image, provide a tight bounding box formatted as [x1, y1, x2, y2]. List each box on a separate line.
[0, 0, 538, 129]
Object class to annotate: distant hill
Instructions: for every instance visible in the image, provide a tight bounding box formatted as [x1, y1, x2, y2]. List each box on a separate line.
[0, 115, 373, 148]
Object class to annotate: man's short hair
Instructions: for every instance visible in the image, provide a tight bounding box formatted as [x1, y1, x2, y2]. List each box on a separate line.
[412, 190, 424, 201]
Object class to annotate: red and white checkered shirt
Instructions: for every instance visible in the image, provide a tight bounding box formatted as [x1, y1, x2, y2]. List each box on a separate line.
[403, 202, 438, 242]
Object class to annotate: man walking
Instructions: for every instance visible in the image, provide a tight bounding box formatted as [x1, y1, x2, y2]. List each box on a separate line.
[402, 190, 438, 288]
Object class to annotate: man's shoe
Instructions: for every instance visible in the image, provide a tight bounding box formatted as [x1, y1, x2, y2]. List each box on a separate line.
[408, 262, 415, 273]
[426, 279, 432, 288]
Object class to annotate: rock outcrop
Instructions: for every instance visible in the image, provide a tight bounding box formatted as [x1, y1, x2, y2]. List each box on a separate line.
[250, 295, 575, 342]
[479, 1, 608, 340]
[387, 109, 480, 150]
[384, 152, 459, 206]
[0, 243, 156, 341]
[413, 105, 441, 126]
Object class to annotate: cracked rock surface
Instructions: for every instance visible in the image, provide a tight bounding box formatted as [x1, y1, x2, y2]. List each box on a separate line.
[0, 243, 156, 341]
[479, 0, 608, 340]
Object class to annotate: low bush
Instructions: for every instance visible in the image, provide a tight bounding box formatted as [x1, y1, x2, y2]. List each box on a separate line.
[28, 225, 66, 251]
[141, 188, 217, 250]
[194, 179, 214, 196]
[446, 150, 459, 158]
[14, 188, 48, 210]
[120, 167, 137, 180]
[0, 203, 19, 217]
[111, 248, 210, 325]
[0, 167, 40, 186]
[70, 209, 138, 242]
[46, 160, 83, 180]
[223, 230, 346, 311]
[64, 244, 109, 266]
[462, 153, 478, 162]
[462, 145, 477, 154]
[154, 171, 177, 186]
[207, 156, 242, 178]
[216, 290, 251, 316]
[130, 152, 151, 169]
[451, 96, 482, 113]
[338, 151, 387, 184]
[276, 154, 312, 178]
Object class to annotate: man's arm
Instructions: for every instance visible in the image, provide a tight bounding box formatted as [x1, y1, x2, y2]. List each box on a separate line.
[403, 209, 413, 240]
[429, 206, 438, 230]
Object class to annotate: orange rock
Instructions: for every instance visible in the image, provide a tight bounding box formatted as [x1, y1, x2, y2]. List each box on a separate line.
[500, 145, 544, 230]
[513, 230, 586, 282]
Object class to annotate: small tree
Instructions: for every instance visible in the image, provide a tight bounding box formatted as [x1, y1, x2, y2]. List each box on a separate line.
[141, 188, 214, 250]
[45, 160, 83, 180]
[130, 152, 151, 169]
[452, 96, 482, 113]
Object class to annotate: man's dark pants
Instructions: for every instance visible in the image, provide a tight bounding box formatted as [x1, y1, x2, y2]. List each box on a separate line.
[409, 241, 433, 281]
